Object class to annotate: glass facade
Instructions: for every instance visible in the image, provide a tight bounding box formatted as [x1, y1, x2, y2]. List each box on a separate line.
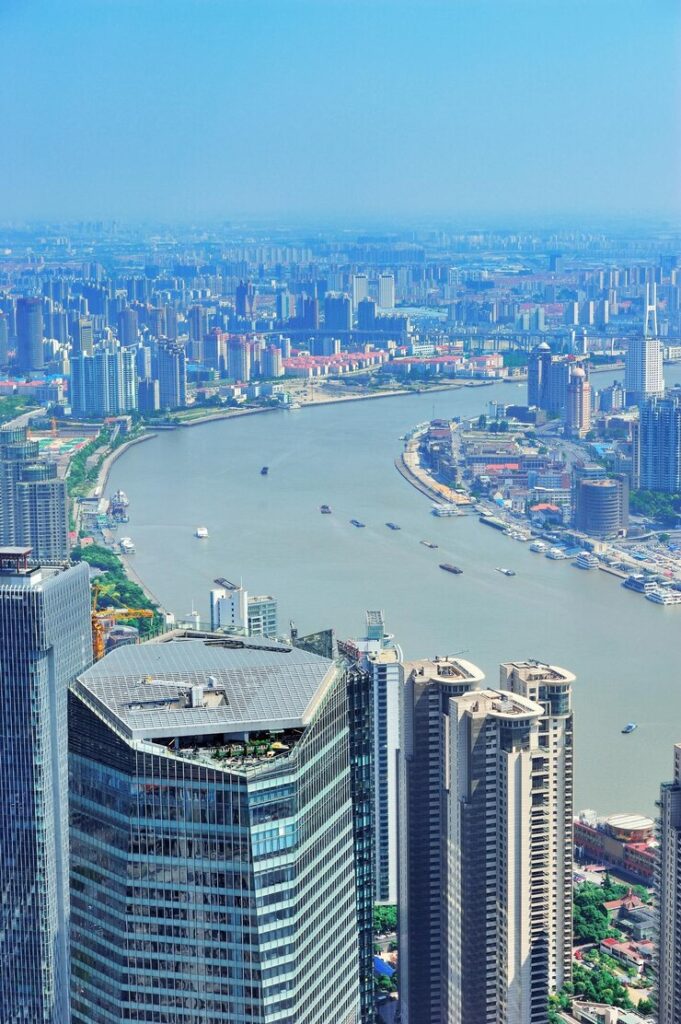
[0, 558, 92, 1024]
[69, 642, 361, 1024]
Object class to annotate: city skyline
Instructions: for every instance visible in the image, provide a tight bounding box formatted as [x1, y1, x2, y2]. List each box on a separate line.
[1, 0, 680, 223]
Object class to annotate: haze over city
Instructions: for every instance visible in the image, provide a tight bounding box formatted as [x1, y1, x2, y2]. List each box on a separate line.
[2, 0, 681, 223]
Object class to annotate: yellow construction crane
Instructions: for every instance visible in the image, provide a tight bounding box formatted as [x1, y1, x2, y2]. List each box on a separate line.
[91, 584, 155, 661]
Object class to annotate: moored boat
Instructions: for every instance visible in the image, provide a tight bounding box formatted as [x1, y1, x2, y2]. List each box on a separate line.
[439, 563, 463, 575]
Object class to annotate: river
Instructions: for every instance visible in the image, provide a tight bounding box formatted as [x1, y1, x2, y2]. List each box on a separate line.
[107, 366, 681, 816]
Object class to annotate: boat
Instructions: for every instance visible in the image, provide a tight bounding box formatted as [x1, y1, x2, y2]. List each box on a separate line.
[646, 588, 681, 605]
[288, 401, 302, 411]
[495, 568, 516, 577]
[621, 723, 637, 734]
[546, 547, 569, 560]
[623, 575, 658, 594]
[386, 522, 401, 530]
[439, 563, 463, 575]
[421, 541, 438, 549]
[350, 519, 366, 528]
[112, 489, 129, 507]
[529, 540, 547, 553]
[119, 537, 135, 554]
[260, 466, 269, 476]
[320, 504, 332, 514]
[195, 527, 209, 539]
[575, 552, 599, 570]
[432, 503, 460, 517]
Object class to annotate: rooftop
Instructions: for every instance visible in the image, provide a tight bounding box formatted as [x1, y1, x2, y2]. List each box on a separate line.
[73, 632, 338, 741]
[405, 655, 485, 687]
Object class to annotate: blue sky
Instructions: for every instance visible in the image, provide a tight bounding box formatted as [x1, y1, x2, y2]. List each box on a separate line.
[1, 0, 680, 223]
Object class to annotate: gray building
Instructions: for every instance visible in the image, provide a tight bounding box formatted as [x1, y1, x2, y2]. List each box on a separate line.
[658, 743, 681, 1024]
[69, 633, 363, 1024]
[633, 396, 681, 493]
[155, 340, 188, 408]
[574, 476, 628, 538]
[0, 550, 92, 1024]
[399, 656, 575, 1024]
[16, 296, 44, 371]
[0, 426, 69, 562]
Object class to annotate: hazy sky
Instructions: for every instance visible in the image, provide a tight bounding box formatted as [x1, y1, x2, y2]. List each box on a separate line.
[2, 0, 680, 223]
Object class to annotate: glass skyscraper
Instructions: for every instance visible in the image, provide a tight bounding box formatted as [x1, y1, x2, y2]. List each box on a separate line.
[69, 632, 362, 1024]
[0, 549, 92, 1024]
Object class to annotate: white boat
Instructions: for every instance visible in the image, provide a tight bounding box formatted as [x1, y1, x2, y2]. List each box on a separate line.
[288, 401, 302, 411]
[432, 503, 461, 517]
[113, 489, 129, 507]
[575, 552, 599, 570]
[646, 588, 681, 605]
[546, 546, 569, 560]
[119, 537, 135, 554]
[529, 540, 547, 553]
[195, 527, 209, 539]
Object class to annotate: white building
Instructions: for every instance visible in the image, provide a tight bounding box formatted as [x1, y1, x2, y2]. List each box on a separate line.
[658, 743, 681, 1024]
[625, 336, 664, 407]
[378, 273, 396, 310]
[351, 273, 369, 310]
[209, 581, 277, 637]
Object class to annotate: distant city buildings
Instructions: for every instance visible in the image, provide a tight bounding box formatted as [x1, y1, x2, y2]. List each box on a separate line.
[0, 550, 91, 1023]
[658, 743, 681, 1024]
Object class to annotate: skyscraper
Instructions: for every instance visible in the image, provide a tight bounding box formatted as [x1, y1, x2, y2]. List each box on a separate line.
[155, 341, 187, 409]
[324, 293, 352, 332]
[658, 743, 681, 1024]
[632, 396, 681, 492]
[351, 274, 369, 309]
[227, 337, 251, 382]
[117, 306, 139, 347]
[399, 656, 574, 1024]
[70, 316, 94, 356]
[16, 296, 45, 371]
[0, 550, 92, 1023]
[70, 341, 138, 417]
[566, 365, 591, 437]
[0, 425, 69, 560]
[69, 633, 363, 1024]
[378, 273, 395, 310]
[625, 336, 664, 407]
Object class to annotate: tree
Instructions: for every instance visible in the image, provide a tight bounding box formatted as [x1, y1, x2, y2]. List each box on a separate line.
[373, 904, 397, 934]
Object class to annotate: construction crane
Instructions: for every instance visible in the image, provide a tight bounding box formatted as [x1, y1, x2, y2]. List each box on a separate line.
[91, 583, 155, 661]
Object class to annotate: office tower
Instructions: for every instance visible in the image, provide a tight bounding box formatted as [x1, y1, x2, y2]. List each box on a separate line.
[351, 273, 369, 309]
[566, 365, 591, 437]
[70, 341, 138, 417]
[210, 580, 278, 637]
[399, 656, 575, 1024]
[357, 297, 377, 331]
[378, 273, 396, 309]
[69, 634, 362, 1024]
[0, 310, 9, 364]
[632, 396, 681, 492]
[227, 337, 251, 382]
[574, 476, 628, 537]
[324, 293, 352, 332]
[155, 341, 187, 409]
[16, 462, 70, 561]
[71, 316, 94, 356]
[137, 377, 160, 414]
[625, 336, 664, 407]
[0, 550, 92, 1024]
[528, 345, 574, 417]
[262, 344, 284, 378]
[658, 743, 681, 1024]
[16, 295, 45, 371]
[349, 610, 402, 904]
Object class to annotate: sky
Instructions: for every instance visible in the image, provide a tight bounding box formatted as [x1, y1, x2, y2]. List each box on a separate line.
[1, 0, 680, 224]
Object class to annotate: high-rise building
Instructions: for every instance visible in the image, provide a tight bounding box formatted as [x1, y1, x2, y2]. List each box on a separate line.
[574, 476, 628, 537]
[399, 655, 575, 1024]
[137, 377, 160, 414]
[155, 341, 187, 408]
[70, 341, 138, 417]
[625, 337, 664, 407]
[378, 274, 396, 310]
[16, 296, 45, 371]
[0, 425, 69, 560]
[117, 306, 139, 347]
[351, 274, 369, 309]
[227, 337, 251, 382]
[566, 365, 591, 437]
[528, 346, 574, 417]
[0, 310, 9, 365]
[261, 344, 284, 378]
[632, 396, 681, 492]
[276, 288, 293, 322]
[71, 316, 94, 356]
[210, 580, 278, 637]
[658, 743, 681, 1024]
[357, 298, 377, 332]
[235, 279, 256, 318]
[69, 633, 363, 1024]
[324, 293, 352, 332]
[0, 550, 92, 1023]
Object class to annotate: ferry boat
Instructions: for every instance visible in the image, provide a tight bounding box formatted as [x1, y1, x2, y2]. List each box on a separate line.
[623, 575, 657, 595]
[195, 527, 209, 539]
[386, 522, 401, 531]
[495, 568, 516, 577]
[350, 519, 366, 528]
[432, 503, 460, 517]
[119, 537, 135, 554]
[320, 504, 332, 514]
[421, 541, 438, 549]
[646, 588, 681, 605]
[260, 466, 269, 476]
[546, 547, 569, 560]
[529, 540, 547, 553]
[621, 723, 637, 734]
[575, 552, 599, 570]
[439, 563, 463, 575]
